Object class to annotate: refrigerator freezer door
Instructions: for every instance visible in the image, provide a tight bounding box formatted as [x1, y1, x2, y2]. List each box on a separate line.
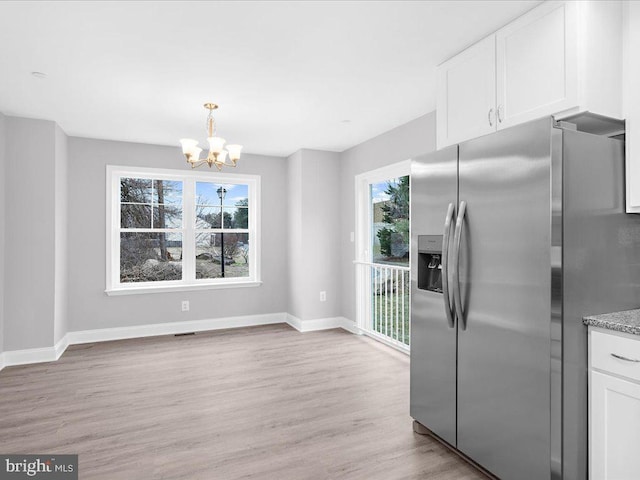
[456, 118, 553, 479]
[410, 146, 458, 446]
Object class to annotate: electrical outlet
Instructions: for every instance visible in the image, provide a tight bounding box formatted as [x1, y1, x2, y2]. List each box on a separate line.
[350, 232, 355, 242]
[181, 300, 190, 312]
[320, 291, 326, 302]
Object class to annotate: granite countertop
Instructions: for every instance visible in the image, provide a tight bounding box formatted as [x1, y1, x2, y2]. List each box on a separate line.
[583, 309, 640, 336]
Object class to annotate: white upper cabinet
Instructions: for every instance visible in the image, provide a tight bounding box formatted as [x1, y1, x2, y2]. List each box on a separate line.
[437, 36, 496, 148]
[436, 0, 623, 149]
[496, 1, 577, 129]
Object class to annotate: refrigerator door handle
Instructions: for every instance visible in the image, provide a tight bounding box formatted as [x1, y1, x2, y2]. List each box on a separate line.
[452, 201, 467, 330]
[442, 203, 456, 328]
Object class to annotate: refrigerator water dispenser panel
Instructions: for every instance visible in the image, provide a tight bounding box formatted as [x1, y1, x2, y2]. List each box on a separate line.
[417, 235, 443, 293]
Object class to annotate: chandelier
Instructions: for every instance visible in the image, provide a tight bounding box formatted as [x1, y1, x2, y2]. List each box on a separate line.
[179, 103, 243, 170]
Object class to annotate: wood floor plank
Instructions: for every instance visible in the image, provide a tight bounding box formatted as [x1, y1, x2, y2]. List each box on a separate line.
[0, 324, 488, 479]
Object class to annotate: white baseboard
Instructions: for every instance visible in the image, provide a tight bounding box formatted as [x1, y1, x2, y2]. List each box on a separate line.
[339, 317, 362, 335]
[1, 334, 70, 369]
[54, 334, 69, 360]
[286, 314, 361, 334]
[0, 312, 360, 371]
[67, 312, 287, 345]
[3, 345, 56, 367]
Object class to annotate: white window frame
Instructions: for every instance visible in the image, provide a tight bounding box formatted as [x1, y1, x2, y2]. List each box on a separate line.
[106, 165, 261, 295]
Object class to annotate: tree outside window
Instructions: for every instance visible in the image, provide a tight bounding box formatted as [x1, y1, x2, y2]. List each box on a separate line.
[371, 175, 410, 266]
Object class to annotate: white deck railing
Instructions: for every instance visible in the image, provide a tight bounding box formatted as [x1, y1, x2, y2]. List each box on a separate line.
[355, 261, 411, 353]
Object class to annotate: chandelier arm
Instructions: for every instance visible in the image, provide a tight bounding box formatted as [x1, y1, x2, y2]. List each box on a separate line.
[189, 158, 210, 169]
[219, 158, 238, 168]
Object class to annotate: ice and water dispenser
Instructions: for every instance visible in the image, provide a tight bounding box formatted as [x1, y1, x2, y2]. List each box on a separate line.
[417, 235, 443, 293]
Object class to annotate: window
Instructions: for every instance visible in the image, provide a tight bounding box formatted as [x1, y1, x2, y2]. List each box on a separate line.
[106, 166, 260, 295]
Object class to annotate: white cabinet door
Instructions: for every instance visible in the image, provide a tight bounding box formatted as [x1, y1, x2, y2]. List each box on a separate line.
[590, 371, 640, 480]
[436, 35, 496, 149]
[496, 1, 577, 129]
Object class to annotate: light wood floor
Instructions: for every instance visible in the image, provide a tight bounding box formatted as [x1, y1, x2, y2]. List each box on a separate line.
[0, 324, 487, 479]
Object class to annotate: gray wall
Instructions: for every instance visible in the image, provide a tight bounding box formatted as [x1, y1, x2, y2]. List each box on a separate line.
[54, 125, 68, 344]
[0, 110, 433, 351]
[67, 137, 288, 332]
[338, 112, 437, 322]
[0, 113, 5, 354]
[4, 117, 57, 350]
[287, 149, 341, 321]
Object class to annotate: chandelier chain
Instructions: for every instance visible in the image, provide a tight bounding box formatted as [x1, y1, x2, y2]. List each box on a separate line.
[206, 110, 217, 137]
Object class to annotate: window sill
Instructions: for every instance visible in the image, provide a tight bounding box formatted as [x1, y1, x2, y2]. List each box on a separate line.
[105, 281, 262, 296]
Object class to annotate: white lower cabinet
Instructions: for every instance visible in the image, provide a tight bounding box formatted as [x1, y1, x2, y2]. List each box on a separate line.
[590, 329, 640, 480]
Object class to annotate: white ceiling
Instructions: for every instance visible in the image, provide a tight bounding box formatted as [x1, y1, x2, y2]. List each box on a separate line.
[0, 1, 541, 157]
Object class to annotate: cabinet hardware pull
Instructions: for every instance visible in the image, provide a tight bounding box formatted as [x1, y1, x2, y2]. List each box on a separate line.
[497, 105, 504, 123]
[611, 353, 640, 363]
[488, 108, 494, 127]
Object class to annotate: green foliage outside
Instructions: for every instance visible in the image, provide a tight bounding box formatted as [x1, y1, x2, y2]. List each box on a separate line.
[372, 273, 410, 346]
[198, 199, 248, 230]
[377, 176, 410, 258]
[233, 198, 249, 227]
[377, 228, 393, 257]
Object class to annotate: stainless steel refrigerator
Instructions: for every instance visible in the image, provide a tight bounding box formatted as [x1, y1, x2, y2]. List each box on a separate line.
[410, 116, 640, 480]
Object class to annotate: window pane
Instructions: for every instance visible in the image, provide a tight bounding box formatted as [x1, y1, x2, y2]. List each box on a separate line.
[195, 232, 222, 279]
[221, 208, 236, 228]
[195, 232, 249, 279]
[120, 232, 182, 283]
[223, 184, 248, 207]
[224, 233, 249, 278]
[153, 180, 182, 205]
[196, 182, 248, 207]
[121, 178, 152, 203]
[225, 204, 248, 229]
[196, 206, 222, 228]
[196, 182, 225, 206]
[121, 178, 182, 229]
[153, 204, 182, 229]
[121, 204, 152, 228]
[371, 176, 410, 266]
